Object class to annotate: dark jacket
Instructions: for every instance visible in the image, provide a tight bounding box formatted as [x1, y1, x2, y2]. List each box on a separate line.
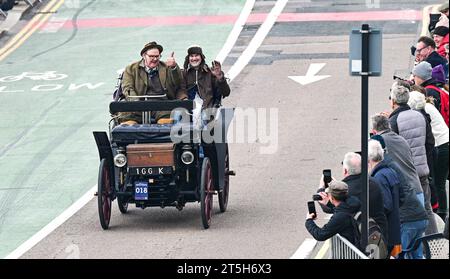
[444, 215, 449, 240]
[425, 51, 448, 70]
[416, 109, 435, 173]
[306, 196, 361, 244]
[181, 64, 230, 109]
[383, 154, 428, 223]
[318, 175, 389, 242]
[389, 105, 429, 177]
[370, 160, 402, 247]
[421, 78, 443, 113]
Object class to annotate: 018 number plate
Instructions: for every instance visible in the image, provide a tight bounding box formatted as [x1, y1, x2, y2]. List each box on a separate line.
[134, 181, 148, 200]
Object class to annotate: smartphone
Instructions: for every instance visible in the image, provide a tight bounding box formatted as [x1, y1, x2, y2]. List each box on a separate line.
[323, 169, 332, 188]
[307, 201, 316, 218]
[312, 194, 323, 201]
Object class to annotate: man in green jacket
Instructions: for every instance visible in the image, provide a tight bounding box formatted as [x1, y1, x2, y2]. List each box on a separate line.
[120, 41, 185, 124]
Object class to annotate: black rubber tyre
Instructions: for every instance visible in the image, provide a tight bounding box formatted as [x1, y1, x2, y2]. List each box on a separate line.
[117, 182, 128, 214]
[98, 159, 112, 230]
[200, 157, 213, 229]
[117, 196, 128, 214]
[218, 152, 229, 213]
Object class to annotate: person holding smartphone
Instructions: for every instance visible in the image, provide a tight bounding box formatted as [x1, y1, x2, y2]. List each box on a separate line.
[305, 181, 361, 246]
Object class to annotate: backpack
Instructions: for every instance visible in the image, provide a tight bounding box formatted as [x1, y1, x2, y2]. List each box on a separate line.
[425, 84, 449, 127]
[112, 71, 125, 101]
[349, 211, 389, 259]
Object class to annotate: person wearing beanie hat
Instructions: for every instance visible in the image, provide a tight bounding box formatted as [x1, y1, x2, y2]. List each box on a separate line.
[412, 61, 433, 83]
[180, 45, 230, 109]
[119, 41, 185, 124]
[412, 61, 447, 121]
[432, 26, 449, 58]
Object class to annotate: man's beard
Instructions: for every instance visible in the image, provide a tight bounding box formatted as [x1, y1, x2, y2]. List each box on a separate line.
[190, 61, 201, 68]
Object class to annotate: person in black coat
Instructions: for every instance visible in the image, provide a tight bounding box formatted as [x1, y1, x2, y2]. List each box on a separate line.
[414, 36, 448, 71]
[306, 181, 361, 245]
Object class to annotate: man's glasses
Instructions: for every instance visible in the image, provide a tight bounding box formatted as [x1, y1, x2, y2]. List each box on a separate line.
[144, 54, 160, 60]
[414, 46, 428, 55]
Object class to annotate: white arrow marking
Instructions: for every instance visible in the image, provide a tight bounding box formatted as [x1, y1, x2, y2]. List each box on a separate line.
[288, 63, 331, 85]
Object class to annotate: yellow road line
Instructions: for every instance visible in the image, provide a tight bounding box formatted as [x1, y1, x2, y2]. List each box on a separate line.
[314, 239, 330, 259]
[0, 0, 65, 61]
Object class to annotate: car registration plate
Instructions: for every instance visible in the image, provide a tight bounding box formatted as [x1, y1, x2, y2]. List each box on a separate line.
[128, 166, 172, 176]
[134, 181, 148, 200]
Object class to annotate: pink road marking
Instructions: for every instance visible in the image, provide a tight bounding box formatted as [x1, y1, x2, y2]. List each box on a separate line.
[42, 10, 422, 30]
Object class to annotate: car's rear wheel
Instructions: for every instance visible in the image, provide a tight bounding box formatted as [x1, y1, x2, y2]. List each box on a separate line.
[98, 159, 112, 230]
[117, 196, 128, 214]
[200, 157, 213, 229]
[117, 182, 128, 214]
[218, 152, 229, 213]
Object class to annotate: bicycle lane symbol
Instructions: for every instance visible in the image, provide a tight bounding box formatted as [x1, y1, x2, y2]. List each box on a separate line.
[0, 71, 68, 82]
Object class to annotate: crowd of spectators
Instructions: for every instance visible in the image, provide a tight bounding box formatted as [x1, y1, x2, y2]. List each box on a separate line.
[305, 2, 449, 259]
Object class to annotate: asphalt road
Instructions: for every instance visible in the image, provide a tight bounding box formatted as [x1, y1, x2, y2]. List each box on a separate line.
[0, 0, 439, 258]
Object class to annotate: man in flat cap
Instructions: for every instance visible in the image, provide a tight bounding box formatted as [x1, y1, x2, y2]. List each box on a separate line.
[120, 41, 185, 124]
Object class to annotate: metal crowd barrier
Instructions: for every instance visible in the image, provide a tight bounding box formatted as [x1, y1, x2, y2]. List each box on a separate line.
[331, 234, 369, 259]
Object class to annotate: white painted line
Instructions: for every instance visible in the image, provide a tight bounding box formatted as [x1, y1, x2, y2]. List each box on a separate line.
[4, 185, 97, 259]
[215, 0, 255, 64]
[3, 0, 281, 259]
[290, 238, 318, 259]
[226, 0, 288, 82]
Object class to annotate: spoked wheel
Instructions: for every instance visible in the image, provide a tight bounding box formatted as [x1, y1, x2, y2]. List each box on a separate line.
[98, 158, 113, 230]
[218, 152, 230, 213]
[200, 157, 214, 229]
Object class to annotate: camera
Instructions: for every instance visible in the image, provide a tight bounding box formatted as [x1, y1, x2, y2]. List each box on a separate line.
[312, 194, 322, 201]
[323, 169, 332, 188]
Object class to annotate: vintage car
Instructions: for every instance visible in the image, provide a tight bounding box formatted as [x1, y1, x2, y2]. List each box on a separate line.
[93, 97, 234, 229]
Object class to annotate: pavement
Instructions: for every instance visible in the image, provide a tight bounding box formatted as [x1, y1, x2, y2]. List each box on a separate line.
[0, 0, 43, 37]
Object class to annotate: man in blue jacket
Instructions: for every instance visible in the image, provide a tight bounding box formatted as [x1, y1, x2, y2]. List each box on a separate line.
[371, 114, 429, 259]
[368, 139, 402, 258]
